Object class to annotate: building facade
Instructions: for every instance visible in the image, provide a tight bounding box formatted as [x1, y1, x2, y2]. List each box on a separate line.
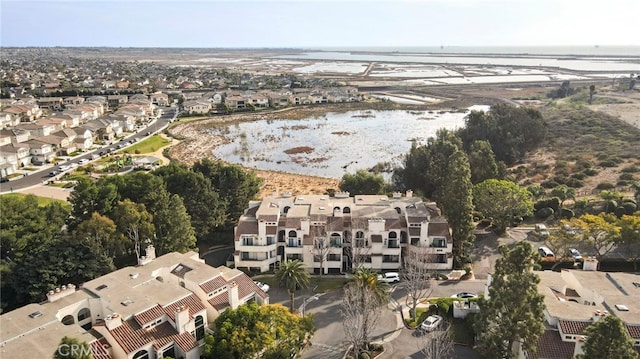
[0, 249, 268, 359]
[234, 191, 453, 274]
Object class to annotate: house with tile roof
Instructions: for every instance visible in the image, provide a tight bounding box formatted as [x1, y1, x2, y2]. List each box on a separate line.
[0, 250, 269, 359]
[526, 269, 640, 358]
[234, 191, 453, 274]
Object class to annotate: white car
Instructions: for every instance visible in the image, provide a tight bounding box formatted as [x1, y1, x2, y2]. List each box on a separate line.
[420, 315, 443, 332]
[78, 158, 90, 165]
[58, 165, 70, 171]
[377, 272, 400, 284]
[254, 281, 269, 293]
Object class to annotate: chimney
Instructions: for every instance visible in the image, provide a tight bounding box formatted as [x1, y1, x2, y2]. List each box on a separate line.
[406, 190, 413, 198]
[46, 284, 77, 302]
[137, 245, 157, 266]
[174, 305, 190, 334]
[104, 313, 122, 330]
[228, 281, 240, 309]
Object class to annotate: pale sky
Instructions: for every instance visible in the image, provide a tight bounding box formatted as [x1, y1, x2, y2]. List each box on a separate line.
[1, 0, 638, 48]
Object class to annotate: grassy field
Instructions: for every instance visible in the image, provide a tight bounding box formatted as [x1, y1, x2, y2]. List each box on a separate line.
[121, 135, 171, 154]
[0, 192, 70, 207]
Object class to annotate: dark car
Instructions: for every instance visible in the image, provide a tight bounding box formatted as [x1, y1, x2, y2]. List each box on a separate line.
[0, 177, 9, 183]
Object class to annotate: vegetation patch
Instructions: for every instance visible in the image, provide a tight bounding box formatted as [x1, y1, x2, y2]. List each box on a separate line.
[125, 135, 171, 154]
[284, 146, 314, 155]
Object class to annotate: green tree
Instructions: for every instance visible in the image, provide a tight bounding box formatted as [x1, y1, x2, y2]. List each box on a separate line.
[619, 214, 640, 271]
[544, 219, 581, 270]
[474, 242, 545, 359]
[54, 336, 93, 359]
[154, 162, 226, 242]
[274, 260, 310, 312]
[467, 140, 500, 184]
[550, 185, 576, 213]
[192, 159, 262, 228]
[72, 212, 123, 260]
[339, 169, 386, 195]
[578, 315, 637, 359]
[473, 179, 534, 234]
[571, 214, 621, 261]
[67, 177, 119, 230]
[111, 199, 155, 261]
[152, 194, 197, 254]
[442, 150, 475, 267]
[204, 302, 314, 359]
[588, 84, 596, 105]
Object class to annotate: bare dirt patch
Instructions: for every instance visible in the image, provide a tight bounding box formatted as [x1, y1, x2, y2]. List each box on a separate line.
[284, 146, 314, 155]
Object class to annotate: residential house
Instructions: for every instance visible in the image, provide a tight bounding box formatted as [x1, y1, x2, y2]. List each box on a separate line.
[150, 92, 169, 107]
[16, 121, 56, 138]
[37, 134, 74, 156]
[266, 91, 291, 108]
[0, 128, 30, 145]
[248, 93, 269, 108]
[37, 97, 64, 111]
[224, 95, 246, 110]
[107, 95, 128, 108]
[234, 191, 453, 273]
[48, 114, 80, 128]
[0, 250, 268, 359]
[86, 96, 109, 111]
[183, 100, 211, 115]
[70, 127, 94, 151]
[0, 112, 21, 129]
[517, 268, 640, 358]
[63, 96, 86, 109]
[84, 118, 115, 144]
[4, 104, 42, 122]
[38, 116, 68, 131]
[0, 142, 31, 174]
[24, 139, 54, 163]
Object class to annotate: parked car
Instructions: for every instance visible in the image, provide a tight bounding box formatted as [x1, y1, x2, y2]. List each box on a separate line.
[58, 165, 70, 171]
[569, 248, 583, 262]
[377, 272, 400, 284]
[91, 154, 100, 160]
[535, 224, 550, 238]
[420, 315, 443, 332]
[254, 281, 270, 293]
[48, 170, 59, 177]
[451, 292, 478, 299]
[78, 158, 90, 165]
[538, 246, 555, 259]
[0, 177, 9, 183]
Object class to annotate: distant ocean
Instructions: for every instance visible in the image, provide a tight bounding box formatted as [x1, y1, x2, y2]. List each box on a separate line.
[307, 46, 640, 57]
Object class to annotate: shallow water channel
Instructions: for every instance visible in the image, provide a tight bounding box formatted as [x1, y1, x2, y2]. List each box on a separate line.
[211, 106, 487, 178]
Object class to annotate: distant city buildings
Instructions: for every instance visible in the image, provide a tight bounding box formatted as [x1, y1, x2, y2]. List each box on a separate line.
[0, 249, 268, 359]
[234, 191, 453, 274]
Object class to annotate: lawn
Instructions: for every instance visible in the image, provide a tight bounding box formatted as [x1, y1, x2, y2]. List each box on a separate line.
[122, 135, 171, 154]
[0, 192, 70, 207]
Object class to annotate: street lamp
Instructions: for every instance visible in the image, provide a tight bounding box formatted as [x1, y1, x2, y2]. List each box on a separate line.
[301, 295, 319, 317]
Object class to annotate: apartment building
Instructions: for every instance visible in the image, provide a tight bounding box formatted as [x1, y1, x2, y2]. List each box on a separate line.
[0, 249, 268, 359]
[234, 191, 453, 274]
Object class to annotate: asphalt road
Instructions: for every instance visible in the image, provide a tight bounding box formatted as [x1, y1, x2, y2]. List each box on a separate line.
[0, 107, 176, 193]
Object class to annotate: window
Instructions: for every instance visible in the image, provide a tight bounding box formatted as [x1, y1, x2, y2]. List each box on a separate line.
[410, 238, 420, 246]
[435, 254, 447, 263]
[242, 236, 255, 246]
[133, 350, 149, 359]
[355, 239, 369, 248]
[62, 315, 74, 325]
[266, 236, 275, 245]
[77, 308, 91, 322]
[195, 315, 205, 340]
[432, 238, 446, 248]
[383, 255, 400, 263]
[328, 254, 341, 261]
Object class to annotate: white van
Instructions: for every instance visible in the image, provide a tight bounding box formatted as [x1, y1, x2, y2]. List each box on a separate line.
[538, 246, 555, 258]
[377, 272, 400, 283]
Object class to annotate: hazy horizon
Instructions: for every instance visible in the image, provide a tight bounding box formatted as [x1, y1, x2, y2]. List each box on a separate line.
[1, 0, 638, 49]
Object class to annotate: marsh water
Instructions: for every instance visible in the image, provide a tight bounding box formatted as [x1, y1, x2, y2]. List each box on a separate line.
[211, 106, 487, 178]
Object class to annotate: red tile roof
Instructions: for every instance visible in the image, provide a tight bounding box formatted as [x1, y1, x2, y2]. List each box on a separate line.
[428, 222, 451, 238]
[199, 275, 227, 294]
[110, 320, 197, 354]
[558, 320, 590, 335]
[134, 305, 165, 326]
[626, 324, 640, 339]
[206, 274, 268, 311]
[529, 330, 575, 359]
[163, 294, 206, 322]
[90, 338, 112, 359]
[208, 292, 230, 311]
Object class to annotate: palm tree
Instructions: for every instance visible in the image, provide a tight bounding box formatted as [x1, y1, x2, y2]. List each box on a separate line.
[275, 260, 310, 312]
[353, 268, 389, 304]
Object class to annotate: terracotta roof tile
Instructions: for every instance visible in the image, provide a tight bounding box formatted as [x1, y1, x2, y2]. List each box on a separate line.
[199, 275, 227, 294]
[235, 221, 258, 241]
[110, 320, 197, 354]
[626, 324, 640, 339]
[529, 330, 575, 359]
[134, 305, 165, 326]
[163, 294, 206, 321]
[208, 292, 229, 311]
[91, 338, 112, 359]
[428, 222, 451, 238]
[558, 320, 590, 335]
[266, 226, 277, 235]
[409, 228, 421, 236]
